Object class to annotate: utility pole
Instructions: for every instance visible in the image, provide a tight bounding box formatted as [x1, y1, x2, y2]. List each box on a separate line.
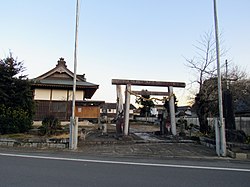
[69, 0, 80, 150]
[213, 0, 226, 156]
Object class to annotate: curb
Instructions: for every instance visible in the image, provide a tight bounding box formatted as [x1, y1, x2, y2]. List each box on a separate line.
[199, 137, 250, 160]
[227, 149, 250, 159]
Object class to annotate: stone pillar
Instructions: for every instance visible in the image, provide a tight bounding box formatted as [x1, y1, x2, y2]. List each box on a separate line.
[116, 85, 123, 113]
[169, 86, 176, 135]
[124, 84, 131, 136]
[116, 85, 123, 134]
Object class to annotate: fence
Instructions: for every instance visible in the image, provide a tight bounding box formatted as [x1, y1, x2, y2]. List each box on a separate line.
[235, 117, 250, 135]
[182, 117, 250, 136]
[179, 117, 200, 126]
[134, 116, 250, 135]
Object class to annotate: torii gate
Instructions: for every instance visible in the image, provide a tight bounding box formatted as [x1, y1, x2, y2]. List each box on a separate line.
[112, 79, 186, 136]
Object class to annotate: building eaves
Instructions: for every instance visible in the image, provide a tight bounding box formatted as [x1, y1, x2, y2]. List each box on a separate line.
[32, 79, 98, 87]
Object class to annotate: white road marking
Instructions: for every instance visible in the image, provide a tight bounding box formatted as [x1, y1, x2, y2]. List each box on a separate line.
[0, 152, 249, 172]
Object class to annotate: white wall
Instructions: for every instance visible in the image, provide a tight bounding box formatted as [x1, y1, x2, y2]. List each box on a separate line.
[52, 90, 67, 100]
[34, 88, 85, 101]
[68, 90, 84, 101]
[34, 89, 50, 100]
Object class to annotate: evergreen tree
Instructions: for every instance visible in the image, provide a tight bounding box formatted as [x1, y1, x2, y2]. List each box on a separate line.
[0, 55, 34, 134]
[135, 90, 155, 117]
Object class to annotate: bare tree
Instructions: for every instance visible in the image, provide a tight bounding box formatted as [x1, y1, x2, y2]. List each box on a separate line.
[223, 62, 248, 82]
[184, 30, 226, 92]
[185, 29, 249, 135]
[184, 30, 226, 133]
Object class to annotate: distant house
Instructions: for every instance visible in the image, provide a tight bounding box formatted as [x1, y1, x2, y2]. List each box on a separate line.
[31, 58, 100, 121]
[100, 103, 136, 121]
[176, 106, 192, 117]
[150, 105, 192, 117]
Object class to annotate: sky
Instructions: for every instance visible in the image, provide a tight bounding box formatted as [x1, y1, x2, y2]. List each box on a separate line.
[1, 0, 250, 106]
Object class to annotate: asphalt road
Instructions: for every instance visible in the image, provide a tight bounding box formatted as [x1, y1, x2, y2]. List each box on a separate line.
[0, 152, 250, 187]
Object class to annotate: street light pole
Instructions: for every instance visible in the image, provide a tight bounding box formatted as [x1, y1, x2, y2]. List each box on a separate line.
[213, 0, 226, 156]
[69, 0, 80, 150]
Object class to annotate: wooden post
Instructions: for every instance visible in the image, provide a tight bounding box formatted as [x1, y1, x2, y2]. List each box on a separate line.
[124, 84, 131, 136]
[169, 86, 176, 135]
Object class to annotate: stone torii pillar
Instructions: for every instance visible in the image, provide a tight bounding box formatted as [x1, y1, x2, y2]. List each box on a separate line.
[116, 85, 123, 134]
[168, 86, 176, 135]
[124, 84, 131, 135]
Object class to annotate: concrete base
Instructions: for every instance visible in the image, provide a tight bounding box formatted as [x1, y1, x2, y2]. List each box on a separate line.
[227, 149, 249, 159]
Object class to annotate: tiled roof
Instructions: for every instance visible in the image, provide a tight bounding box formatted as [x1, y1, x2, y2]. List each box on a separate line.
[32, 79, 98, 87]
[31, 58, 99, 99]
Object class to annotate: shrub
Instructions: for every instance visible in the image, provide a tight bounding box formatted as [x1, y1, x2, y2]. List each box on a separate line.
[226, 129, 247, 143]
[0, 105, 33, 134]
[39, 115, 62, 136]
